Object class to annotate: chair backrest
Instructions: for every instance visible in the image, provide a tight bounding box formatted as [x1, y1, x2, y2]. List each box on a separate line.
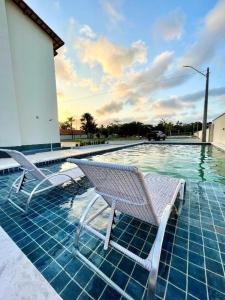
[0, 149, 46, 181]
[68, 158, 158, 224]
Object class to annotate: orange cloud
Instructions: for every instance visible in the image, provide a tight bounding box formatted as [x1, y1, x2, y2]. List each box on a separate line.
[55, 48, 77, 84]
[75, 37, 147, 76]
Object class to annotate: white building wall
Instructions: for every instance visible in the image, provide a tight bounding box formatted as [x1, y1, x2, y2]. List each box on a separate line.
[194, 113, 225, 145]
[0, 0, 60, 148]
[0, 0, 21, 147]
[194, 128, 209, 141]
[212, 113, 225, 146]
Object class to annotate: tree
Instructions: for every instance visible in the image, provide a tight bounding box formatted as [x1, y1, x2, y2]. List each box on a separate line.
[80, 113, 97, 138]
[60, 116, 75, 130]
[107, 122, 120, 136]
[155, 119, 166, 131]
[60, 116, 75, 139]
[67, 116, 75, 139]
[118, 122, 144, 137]
[165, 122, 174, 136]
[154, 119, 174, 136]
[60, 121, 70, 130]
[98, 125, 109, 138]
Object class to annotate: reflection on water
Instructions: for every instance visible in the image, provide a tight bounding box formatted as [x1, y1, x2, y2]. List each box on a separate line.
[198, 146, 206, 181]
[89, 144, 225, 184]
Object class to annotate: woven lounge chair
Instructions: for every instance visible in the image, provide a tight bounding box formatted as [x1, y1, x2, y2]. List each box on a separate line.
[68, 158, 185, 300]
[0, 149, 84, 214]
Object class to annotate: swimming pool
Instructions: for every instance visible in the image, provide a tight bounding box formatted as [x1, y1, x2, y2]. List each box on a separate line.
[1, 143, 225, 300]
[89, 144, 225, 184]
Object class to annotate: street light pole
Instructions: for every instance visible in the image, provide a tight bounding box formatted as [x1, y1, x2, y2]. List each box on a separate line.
[183, 66, 210, 142]
[202, 67, 209, 142]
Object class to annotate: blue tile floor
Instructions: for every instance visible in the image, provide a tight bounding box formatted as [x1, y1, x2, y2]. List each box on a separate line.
[0, 162, 225, 300]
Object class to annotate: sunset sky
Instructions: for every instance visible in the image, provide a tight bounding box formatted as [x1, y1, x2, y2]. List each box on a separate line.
[27, 0, 225, 126]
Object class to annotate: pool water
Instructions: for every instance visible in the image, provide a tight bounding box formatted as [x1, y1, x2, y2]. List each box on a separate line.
[89, 144, 225, 184]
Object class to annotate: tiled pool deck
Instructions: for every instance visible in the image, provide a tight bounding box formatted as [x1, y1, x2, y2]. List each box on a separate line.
[0, 159, 225, 300]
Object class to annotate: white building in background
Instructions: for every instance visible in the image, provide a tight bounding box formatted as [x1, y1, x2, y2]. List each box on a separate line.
[0, 0, 64, 152]
[211, 113, 225, 146]
[194, 112, 225, 147]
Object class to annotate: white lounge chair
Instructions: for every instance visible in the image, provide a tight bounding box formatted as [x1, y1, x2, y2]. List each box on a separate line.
[0, 149, 84, 214]
[68, 158, 185, 300]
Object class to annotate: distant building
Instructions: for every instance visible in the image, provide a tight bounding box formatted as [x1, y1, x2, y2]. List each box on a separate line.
[194, 112, 225, 146]
[60, 129, 87, 140]
[0, 0, 64, 151]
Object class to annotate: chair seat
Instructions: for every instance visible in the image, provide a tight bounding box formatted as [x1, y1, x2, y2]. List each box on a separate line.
[49, 167, 84, 186]
[144, 172, 182, 219]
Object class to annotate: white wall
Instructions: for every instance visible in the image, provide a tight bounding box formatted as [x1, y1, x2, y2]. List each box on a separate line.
[212, 113, 225, 146]
[0, 0, 21, 146]
[194, 128, 210, 141]
[0, 0, 60, 147]
[194, 113, 225, 145]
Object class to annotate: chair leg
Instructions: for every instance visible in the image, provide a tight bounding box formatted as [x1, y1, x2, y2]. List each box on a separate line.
[6, 174, 23, 204]
[104, 201, 116, 250]
[25, 189, 37, 214]
[7, 185, 14, 203]
[179, 180, 186, 200]
[112, 211, 117, 224]
[74, 194, 100, 252]
[176, 180, 186, 216]
[24, 173, 79, 214]
[145, 204, 173, 300]
[147, 268, 157, 300]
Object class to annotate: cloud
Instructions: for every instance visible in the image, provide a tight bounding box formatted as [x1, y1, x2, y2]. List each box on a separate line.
[114, 51, 174, 96]
[75, 37, 147, 76]
[55, 48, 77, 84]
[79, 25, 96, 39]
[97, 100, 123, 114]
[96, 50, 175, 115]
[58, 1, 225, 124]
[154, 9, 185, 40]
[100, 0, 125, 25]
[151, 96, 195, 115]
[95, 0, 225, 117]
[209, 87, 225, 97]
[79, 78, 101, 92]
[181, 87, 225, 102]
[131, 51, 174, 90]
[55, 48, 102, 96]
[179, 0, 225, 66]
[150, 86, 225, 119]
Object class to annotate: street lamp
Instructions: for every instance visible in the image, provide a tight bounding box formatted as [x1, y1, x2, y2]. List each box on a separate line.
[183, 65, 209, 142]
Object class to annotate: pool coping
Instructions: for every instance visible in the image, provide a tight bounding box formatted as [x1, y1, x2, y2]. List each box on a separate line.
[212, 142, 225, 153]
[0, 141, 211, 174]
[0, 226, 62, 300]
[0, 142, 144, 174]
[147, 141, 210, 145]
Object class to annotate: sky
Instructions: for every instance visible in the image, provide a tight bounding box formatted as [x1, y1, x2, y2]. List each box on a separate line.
[26, 0, 225, 126]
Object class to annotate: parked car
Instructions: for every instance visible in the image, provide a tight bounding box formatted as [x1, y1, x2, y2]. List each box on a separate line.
[147, 130, 166, 141]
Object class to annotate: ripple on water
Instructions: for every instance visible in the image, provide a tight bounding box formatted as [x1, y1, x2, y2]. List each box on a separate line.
[86, 144, 225, 184]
